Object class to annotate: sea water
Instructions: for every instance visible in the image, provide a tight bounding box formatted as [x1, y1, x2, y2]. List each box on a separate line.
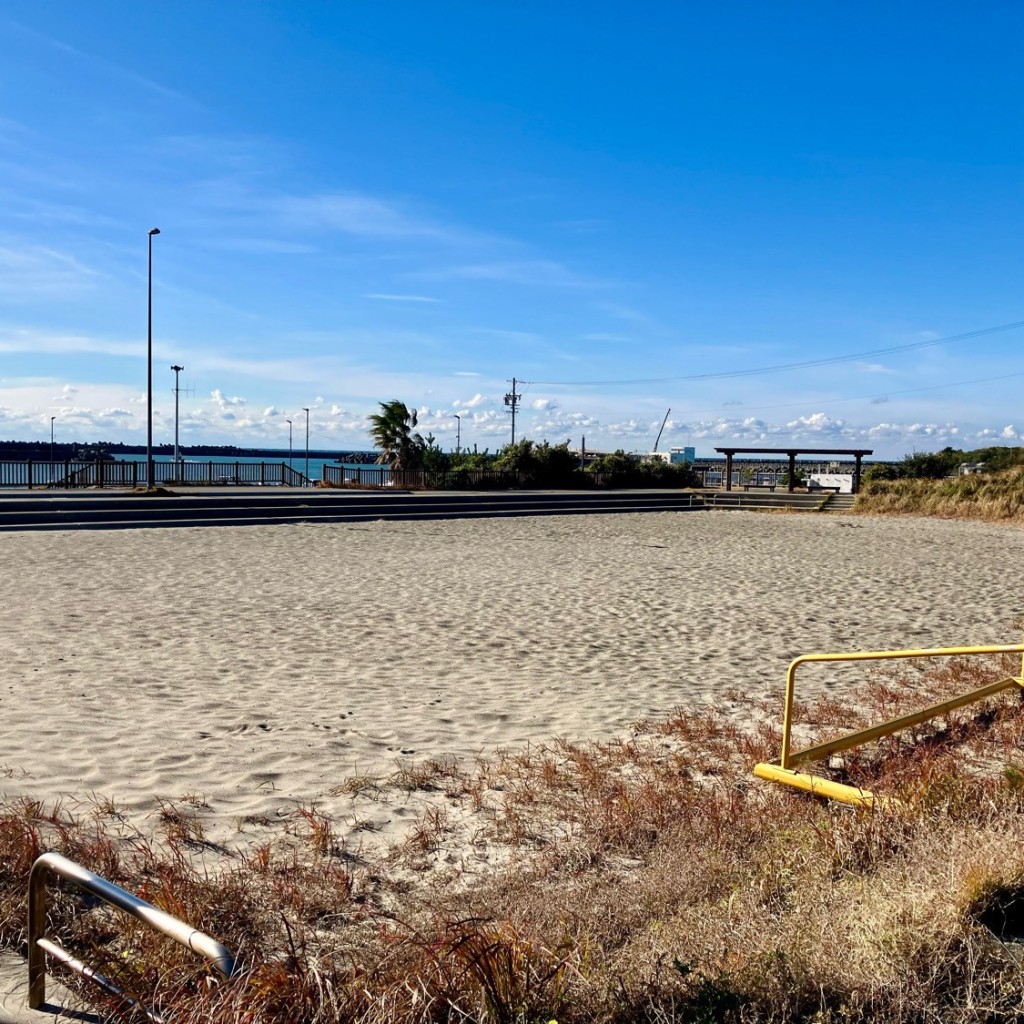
[114, 454, 386, 483]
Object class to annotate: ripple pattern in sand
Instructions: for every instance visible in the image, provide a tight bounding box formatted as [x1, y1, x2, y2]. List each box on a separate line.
[0, 512, 1019, 842]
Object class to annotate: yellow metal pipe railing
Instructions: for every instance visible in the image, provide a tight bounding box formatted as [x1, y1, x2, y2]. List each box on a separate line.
[779, 643, 1024, 769]
[759, 642, 1024, 807]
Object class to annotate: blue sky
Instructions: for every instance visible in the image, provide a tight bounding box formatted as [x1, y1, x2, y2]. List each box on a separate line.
[1, 2, 1022, 458]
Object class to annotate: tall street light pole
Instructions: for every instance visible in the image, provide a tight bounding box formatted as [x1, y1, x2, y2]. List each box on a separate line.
[170, 364, 184, 466]
[50, 416, 55, 482]
[303, 407, 310, 485]
[453, 413, 461, 454]
[286, 419, 293, 475]
[147, 228, 160, 489]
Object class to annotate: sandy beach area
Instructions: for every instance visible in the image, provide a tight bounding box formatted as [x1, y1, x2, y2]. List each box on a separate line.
[1, 510, 1021, 850]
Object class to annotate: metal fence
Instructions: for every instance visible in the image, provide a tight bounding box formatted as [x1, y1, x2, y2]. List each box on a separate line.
[159, 460, 308, 487]
[0, 460, 310, 489]
[0, 460, 140, 488]
[2, 458, 716, 491]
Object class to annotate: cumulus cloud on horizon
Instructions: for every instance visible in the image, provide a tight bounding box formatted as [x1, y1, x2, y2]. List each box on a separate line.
[211, 389, 246, 409]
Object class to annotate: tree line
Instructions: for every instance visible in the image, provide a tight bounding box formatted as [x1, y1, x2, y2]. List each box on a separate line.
[864, 445, 1024, 481]
[368, 399, 700, 488]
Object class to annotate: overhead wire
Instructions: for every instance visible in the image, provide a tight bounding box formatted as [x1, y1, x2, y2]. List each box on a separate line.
[683, 368, 1024, 420]
[524, 319, 1024, 387]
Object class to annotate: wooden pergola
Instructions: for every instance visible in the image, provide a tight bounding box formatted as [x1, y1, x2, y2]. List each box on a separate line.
[713, 447, 874, 493]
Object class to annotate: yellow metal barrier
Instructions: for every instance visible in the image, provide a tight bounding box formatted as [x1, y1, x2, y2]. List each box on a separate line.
[754, 643, 1024, 807]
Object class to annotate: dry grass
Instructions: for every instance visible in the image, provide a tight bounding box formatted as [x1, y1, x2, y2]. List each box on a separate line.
[857, 469, 1024, 523]
[4, 648, 1024, 1022]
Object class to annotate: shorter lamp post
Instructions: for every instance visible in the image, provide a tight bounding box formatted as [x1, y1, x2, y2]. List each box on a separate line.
[453, 413, 461, 454]
[286, 419, 293, 476]
[170, 364, 184, 466]
[303, 407, 310, 485]
[50, 416, 55, 484]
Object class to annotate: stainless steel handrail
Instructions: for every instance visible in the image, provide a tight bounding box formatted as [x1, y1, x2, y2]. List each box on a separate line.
[28, 851, 236, 1016]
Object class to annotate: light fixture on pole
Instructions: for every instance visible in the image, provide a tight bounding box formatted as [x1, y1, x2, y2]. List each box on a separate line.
[146, 228, 161, 489]
[453, 413, 461, 454]
[303, 407, 310, 485]
[50, 416, 55, 483]
[286, 419, 293, 475]
[170, 365, 184, 466]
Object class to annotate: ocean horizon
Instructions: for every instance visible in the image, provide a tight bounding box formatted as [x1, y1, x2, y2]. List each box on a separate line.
[113, 453, 387, 483]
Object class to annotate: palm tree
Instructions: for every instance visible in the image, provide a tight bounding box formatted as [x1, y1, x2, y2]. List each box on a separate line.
[368, 400, 425, 471]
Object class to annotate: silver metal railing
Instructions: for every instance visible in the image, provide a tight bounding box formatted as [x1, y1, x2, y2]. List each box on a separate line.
[29, 852, 237, 1018]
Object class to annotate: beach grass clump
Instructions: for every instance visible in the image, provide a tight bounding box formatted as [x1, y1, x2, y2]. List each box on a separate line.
[3, 647, 1024, 1022]
[857, 468, 1024, 523]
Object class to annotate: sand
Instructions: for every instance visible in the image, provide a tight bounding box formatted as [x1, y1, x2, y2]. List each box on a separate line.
[1, 510, 1021, 850]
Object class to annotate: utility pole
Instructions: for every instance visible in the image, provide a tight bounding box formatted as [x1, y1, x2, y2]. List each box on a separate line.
[170, 365, 185, 466]
[504, 377, 521, 445]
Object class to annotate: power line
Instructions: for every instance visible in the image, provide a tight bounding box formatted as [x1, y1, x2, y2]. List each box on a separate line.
[525, 320, 1024, 387]
[683, 368, 1024, 420]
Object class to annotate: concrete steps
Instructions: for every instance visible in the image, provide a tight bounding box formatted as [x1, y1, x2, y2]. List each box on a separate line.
[0, 490, 706, 532]
[821, 493, 858, 513]
[0, 487, 863, 532]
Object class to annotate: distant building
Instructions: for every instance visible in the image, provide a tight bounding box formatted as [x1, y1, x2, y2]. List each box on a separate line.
[570, 448, 613, 466]
[959, 461, 986, 475]
[647, 447, 695, 464]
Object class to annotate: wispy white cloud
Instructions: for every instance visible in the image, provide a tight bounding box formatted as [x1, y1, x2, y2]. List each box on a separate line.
[0, 190, 117, 227]
[7, 20, 195, 105]
[0, 326, 151, 359]
[203, 238, 317, 255]
[553, 218, 606, 234]
[580, 332, 631, 343]
[471, 327, 542, 344]
[365, 292, 441, 303]
[422, 260, 601, 288]
[0, 245, 98, 297]
[592, 301, 652, 323]
[0, 115, 31, 144]
[273, 193, 473, 243]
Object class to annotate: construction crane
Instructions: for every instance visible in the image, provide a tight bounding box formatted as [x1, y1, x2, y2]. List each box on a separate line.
[652, 408, 671, 452]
